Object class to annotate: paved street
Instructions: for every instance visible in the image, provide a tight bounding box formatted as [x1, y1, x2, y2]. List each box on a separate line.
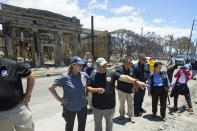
[23, 69, 197, 131]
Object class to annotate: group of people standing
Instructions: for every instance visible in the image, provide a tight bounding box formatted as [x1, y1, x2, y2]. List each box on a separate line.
[49, 53, 147, 131]
[0, 53, 194, 131]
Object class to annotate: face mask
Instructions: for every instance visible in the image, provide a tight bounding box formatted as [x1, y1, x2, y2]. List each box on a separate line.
[87, 62, 92, 67]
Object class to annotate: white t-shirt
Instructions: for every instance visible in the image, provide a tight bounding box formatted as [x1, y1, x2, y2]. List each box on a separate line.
[178, 73, 186, 84]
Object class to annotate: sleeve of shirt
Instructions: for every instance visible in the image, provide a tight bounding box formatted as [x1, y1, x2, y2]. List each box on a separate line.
[84, 72, 90, 82]
[87, 75, 93, 87]
[86, 72, 96, 87]
[113, 71, 121, 80]
[147, 77, 151, 90]
[166, 74, 171, 87]
[172, 59, 175, 64]
[16, 62, 31, 78]
[53, 75, 65, 87]
[132, 67, 137, 78]
[115, 67, 121, 74]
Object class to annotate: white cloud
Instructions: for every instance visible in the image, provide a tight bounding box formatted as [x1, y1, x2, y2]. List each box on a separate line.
[153, 18, 164, 24]
[111, 5, 135, 15]
[88, 0, 108, 11]
[84, 15, 190, 38]
[6, 0, 191, 38]
[8, 0, 86, 19]
[131, 9, 145, 16]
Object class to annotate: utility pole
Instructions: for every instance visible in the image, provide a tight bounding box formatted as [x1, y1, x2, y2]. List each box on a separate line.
[91, 16, 95, 59]
[195, 40, 197, 55]
[187, 19, 195, 55]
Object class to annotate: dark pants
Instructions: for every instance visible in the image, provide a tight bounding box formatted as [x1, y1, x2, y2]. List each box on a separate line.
[134, 88, 146, 114]
[173, 83, 192, 108]
[167, 69, 174, 83]
[151, 87, 168, 117]
[62, 106, 87, 131]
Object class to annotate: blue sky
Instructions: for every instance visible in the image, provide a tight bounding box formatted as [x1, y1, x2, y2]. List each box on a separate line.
[1, 0, 197, 41]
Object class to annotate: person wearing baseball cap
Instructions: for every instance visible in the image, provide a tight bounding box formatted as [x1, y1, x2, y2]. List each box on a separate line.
[49, 56, 89, 131]
[82, 52, 93, 69]
[86, 57, 147, 131]
[171, 64, 194, 114]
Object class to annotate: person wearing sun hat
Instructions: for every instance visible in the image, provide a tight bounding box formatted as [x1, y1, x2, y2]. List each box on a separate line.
[86, 57, 147, 131]
[49, 56, 89, 131]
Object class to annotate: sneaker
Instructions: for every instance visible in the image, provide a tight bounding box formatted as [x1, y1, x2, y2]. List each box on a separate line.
[130, 117, 135, 123]
[172, 106, 178, 111]
[117, 115, 125, 120]
[188, 108, 194, 115]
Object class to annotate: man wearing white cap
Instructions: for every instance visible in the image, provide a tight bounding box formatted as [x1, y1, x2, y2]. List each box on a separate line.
[86, 57, 147, 131]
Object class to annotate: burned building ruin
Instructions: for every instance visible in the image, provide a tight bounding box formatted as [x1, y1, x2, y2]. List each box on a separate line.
[0, 3, 111, 66]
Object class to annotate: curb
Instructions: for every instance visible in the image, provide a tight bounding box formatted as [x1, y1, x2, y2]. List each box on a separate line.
[34, 73, 63, 78]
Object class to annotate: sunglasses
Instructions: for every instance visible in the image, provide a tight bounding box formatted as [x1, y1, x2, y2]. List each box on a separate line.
[73, 63, 83, 67]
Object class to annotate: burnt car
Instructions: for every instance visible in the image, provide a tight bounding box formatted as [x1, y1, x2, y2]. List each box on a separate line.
[174, 55, 187, 66]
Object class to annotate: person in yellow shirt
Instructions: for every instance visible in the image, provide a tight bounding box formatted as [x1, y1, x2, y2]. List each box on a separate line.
[147, 56, 155, 73]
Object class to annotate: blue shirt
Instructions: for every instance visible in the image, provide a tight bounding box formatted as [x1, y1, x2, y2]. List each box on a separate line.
[83, 66, 97, 76]
[147, 72, 171, 90]
[53, 71, 89, 111]
[133, 62, 149, 82]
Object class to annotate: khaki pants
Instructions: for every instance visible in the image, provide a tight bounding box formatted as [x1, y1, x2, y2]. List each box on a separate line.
[118, 90, 134, 117]
[0, 102, 34, 131]
[93, 107, 115, 131]
[87, 93, 93, 109]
